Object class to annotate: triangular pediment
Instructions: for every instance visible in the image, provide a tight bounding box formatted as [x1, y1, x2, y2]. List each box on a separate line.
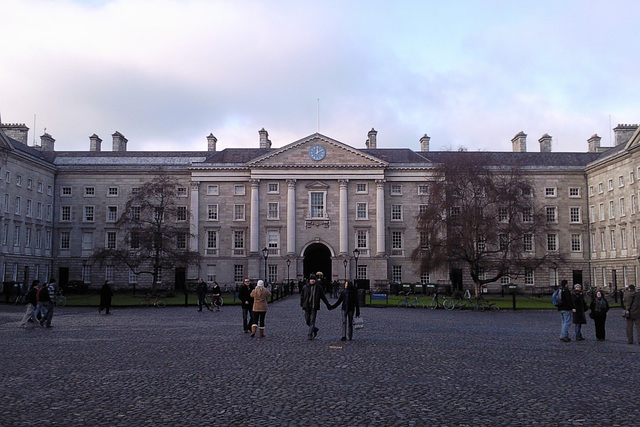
[625, 126, 640, 150]
[247, 133, 387, 168]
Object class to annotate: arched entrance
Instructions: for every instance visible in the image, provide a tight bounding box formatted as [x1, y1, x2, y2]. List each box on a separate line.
[303, 243, 332, 281]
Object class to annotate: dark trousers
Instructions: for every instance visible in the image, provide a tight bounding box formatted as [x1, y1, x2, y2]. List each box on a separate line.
[197, 293, 206, 310]
[342, 309, 354, 339]
[305, 309, 318, 337]
[626, 318, 640, 343]
[242, 306, 252, 331]
[251, 311, 266, 328]
[593, 314, 607, 340]
[42, 301, 54, 326]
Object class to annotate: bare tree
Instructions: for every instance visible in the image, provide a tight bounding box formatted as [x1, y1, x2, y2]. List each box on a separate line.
[412, 152, 556, 297]
[91, 175, 200, 292]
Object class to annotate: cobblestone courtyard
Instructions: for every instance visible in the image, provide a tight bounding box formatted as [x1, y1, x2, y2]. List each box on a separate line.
[1, 297, 639, 426]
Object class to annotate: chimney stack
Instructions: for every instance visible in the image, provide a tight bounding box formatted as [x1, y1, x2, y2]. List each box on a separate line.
[366, 128, 377, 149]
[613, 124, 639, 146]
[89, 134, 102, 152]
[0, 123, 29, 144]
[588, 134, 603, 153]
[40, 133, 55, 151]
[539, 133, 552, 152]
[511, 131, 527, 152]
[259, 128, 271, 148]
[112, 131, 128, 152]
[419, 134, 430, 152]
[207, 133, 217, 152]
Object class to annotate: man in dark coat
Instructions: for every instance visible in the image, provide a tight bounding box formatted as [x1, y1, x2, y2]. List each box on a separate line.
[196, 278, 210, 312]
[556, 279, 574, 342]
[624, 285, 640, 344]
[99, 280, 114, 314]
[571, 284, 588, 341]
[300, 274, 332, 340]
[238, 278, 254, 333]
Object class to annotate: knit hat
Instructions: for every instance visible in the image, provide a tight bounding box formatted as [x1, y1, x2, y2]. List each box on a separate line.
[309, 274, 317, 280]
[256, 280, 264, 287]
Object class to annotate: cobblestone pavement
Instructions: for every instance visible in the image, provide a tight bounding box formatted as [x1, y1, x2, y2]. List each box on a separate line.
[1, 297, 639, 426]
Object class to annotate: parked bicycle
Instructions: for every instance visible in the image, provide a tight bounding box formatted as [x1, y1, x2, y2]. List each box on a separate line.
[426, 293, 447, 309]
[140, 294, 167, 308]
[470, 297, 500, 312]
[54, 289, 67, 307]
[204, 294, 224, 309]
[397, 294, 424, 308]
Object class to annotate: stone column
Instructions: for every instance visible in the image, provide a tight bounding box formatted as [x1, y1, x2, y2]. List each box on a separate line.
[339, 179, 348, 255]
[189, 181, 200, 278]
[376, 180, 386, 255]
[287, 179, 296, 255]
[250, 179, 260, 254]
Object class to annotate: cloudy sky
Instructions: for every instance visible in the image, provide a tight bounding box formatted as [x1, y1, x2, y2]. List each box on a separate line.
[1, 0, 639, 153]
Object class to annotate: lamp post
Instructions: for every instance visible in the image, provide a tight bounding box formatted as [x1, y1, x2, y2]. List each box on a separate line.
[353, 248, 360, 286]
[286, 258, 291, 291]
[262, 247, 269, 286]
[343, 259, 348, 283]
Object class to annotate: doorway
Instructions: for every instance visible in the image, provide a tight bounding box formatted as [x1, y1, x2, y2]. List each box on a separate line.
[303, 243, 332, 281]
[174, 267, 186, 291]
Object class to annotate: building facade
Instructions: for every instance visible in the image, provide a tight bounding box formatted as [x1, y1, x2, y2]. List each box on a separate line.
[0, 120, 638, 293]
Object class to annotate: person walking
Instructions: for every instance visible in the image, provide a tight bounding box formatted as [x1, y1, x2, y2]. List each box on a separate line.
[623, 285, 640, 344]
[99, 280, 114, 314]
[249, 280, 271, 338]
[589, 290, 609, 341]
[40, 279, 56, 328]
[571, 284, 588, 341]
[196, 278, 210, 312]
[210, 281, 222, 311]
[19, 281, 39, 327]
[556, 279, 574, 342]
[330, 280, 360, 341]
[300, 273, 332, 340]
[238, 278, 254, 333]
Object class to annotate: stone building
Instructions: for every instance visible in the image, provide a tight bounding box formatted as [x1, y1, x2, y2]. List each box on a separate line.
[0, 119, 638, 293]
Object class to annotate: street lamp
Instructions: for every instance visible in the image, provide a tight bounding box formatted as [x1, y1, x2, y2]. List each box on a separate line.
[343, 259, 348, 283]
[286, 258, 291, 290]
[262, 247, 269, 285]
[353, 248, 360, 287]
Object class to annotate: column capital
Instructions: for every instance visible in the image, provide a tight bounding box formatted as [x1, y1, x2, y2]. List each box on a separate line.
[287, 179, 297, 187]
[250, 179, 260, 187]
[376, 179, 386, 187]
[339, 179, 349, 187]
[190, 181, 200, 190]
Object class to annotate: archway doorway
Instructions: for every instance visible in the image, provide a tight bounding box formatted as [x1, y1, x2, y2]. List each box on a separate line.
[303, 243, 332, 281]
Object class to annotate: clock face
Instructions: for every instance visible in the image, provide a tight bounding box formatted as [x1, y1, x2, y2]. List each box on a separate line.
[309, 144, 326, 161]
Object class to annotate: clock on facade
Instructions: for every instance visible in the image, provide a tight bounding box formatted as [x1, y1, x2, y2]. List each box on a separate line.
[309, 144, 326, 161]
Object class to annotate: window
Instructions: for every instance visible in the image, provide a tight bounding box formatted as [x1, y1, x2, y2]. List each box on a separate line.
[233, 230, 245, 255]
[571, 234, 582, 252]
[620, 198, 626, 216]
[356, 230, 368, 254]
[105, 266, 114, 282]
[420, 232, 429, 249]
[591, 233, 596, 252]
[356, 202, 368, 220]
[522, 186, 532, 197]
[631, 172, 636, 184]
[15, 196, 21, 215]
[547, 234, 557, 251]
[477, 235, 486, 251]
[267, 202, 279, 219]
[608, 179, 613, 191]
[207, 205, 218, 221]
[418, 184, 429, 195]
[599, 203, 605, 221]
[177, 233, 187, 249]
[177, 206, 187, 221]
[390, 184, 402, 195]
[206, 230, 218, 255]
[392, 265, 402, 283]
[207, 185, 219, 196]
[37, 181, 43, 193]
[498, 207, 508, 222]
[419, 204, 428, 216]
[450, 206, 460, 219]
[82, 232, 93, 250]
[35, 229, 41, 248]
[27, 178, 32, 190]
[26, 200, 32, 217]
[589, 186, 594, 196]
[267, 230, 280, 255]
[107, 206, 118, 222]
[234, 204, 245, 221]
[234, 185, 245, 196]
[391, 204, 403, 221]
[619, 176, 625, 187]
[25, 228, 31, 247]
[234, 265, 244, 283]
[523, 234, 533, 252]
[569, 187, 580, 197]
[391, 231, 403, 255]
[129, 271, 138, 284]
[632, 195, 637, 214]
[609, 201, 615, 219]
[13, 225, 20, 246]
[421, 271, 430, 285]
[46, 205, 52, 221]
[108, 187, 119, 197]
[106, 231, 117, 249]
[177, 187, 187, 197]
[131, 187, 140, 195]
[16, 175, 22, 186]
[621, 228, 627, 250]
[356, 183, 368, 193]
[4, 171, 10, 183]
[60, 205, 71, 221]
[633, 226, 637, 249]
[267, 183, 279, 194]
[84, 187, 94, 197]
[600, 231, 606, 251]
[570, 207, 581, 223]
[499, 234, 508, 251]
[598, 182, 603, 194]
[589, 206, 595, 223]
[309, 192, 325, 218]
[524, 268, 534, 285]
[131, 206, 141, 220]
[545, 187, 556, 197]
[2, 224, 7, 245]
[267, 264, 278, 283]
[207, 265, 217, 283]
[3, 194, 8, 213]
[356, 265, 367, 280]
[130, 231, 140, 249]
[546, 206, 557, 222]
[84, 206, 94, 222]
[610, 230, 616, 250]
[59, 231, 70, 249]
[61, 186, 72, 196]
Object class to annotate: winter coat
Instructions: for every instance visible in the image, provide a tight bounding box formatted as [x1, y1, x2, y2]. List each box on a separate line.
[100, 283, 114, 305]
[196, 281, 207, 296]
[331, 287, 360, 317]
[555, 286, 574, 311]
[300, 282, 331, 311]
[238, 284, 254, 309]
[624, 290, 640, 320]
[251, 286, 271, 312]
[589, 296, 609, 320]
[571, 290, 588, 324]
